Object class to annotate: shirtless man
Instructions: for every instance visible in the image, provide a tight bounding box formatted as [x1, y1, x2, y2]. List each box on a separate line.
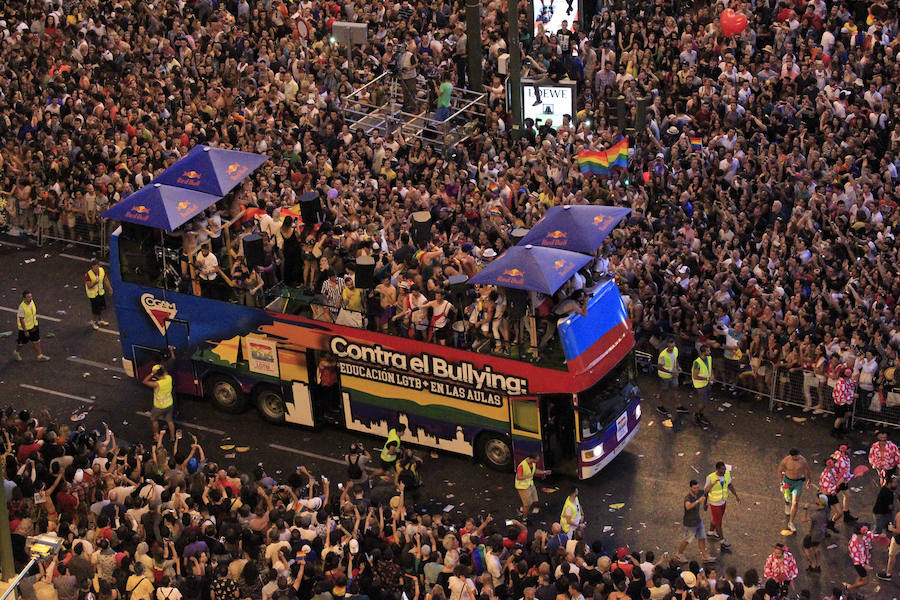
[374, 274, 397, 333]
[778, 448, 813, 533]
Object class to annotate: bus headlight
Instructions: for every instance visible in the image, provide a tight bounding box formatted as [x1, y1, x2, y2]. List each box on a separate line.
[634, 404, 642, 420]
[582, 443, 605, 461]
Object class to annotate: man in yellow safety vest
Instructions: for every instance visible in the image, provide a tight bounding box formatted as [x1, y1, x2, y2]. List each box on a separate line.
[372, 424, 407, 479]
[657, 338, 681, 417]
[704, 461, 740, 548]
[560, 486, 584, 538]
[692, 344, 713, 428]
[142, 363, 175, 438]
[14, 290, 50, 362]
[515, 452, 551, 521]
[84, 258, 113, 330]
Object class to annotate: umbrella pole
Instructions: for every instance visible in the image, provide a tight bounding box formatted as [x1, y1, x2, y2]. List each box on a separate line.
[161, 232, 168, 300]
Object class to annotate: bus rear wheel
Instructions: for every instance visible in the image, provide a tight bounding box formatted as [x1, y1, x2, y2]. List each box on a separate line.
[255, 385, 286, 423]
[478, 433, 513, 471]
[206, 374, 247, 413]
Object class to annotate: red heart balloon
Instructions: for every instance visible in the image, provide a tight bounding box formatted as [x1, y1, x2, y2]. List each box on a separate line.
[720, 9, 748, 37]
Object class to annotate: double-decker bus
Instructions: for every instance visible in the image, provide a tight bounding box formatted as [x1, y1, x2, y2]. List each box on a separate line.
[110, 221, 640, 479]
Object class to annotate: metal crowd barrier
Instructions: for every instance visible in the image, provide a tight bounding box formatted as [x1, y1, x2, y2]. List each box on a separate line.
[635, 345, 776, 407]
[8, 213, 109, 255]
[768, 365, 834, 416]
[851, 385, 900, 430]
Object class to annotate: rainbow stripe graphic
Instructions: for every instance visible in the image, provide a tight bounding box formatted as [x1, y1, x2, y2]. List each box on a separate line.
[690, 137, 703, 151]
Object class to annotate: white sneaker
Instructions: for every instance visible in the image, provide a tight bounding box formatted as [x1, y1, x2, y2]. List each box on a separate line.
[673, 553, 688, 564]
[720, 539, 731, 548]
[813, 407, 826, 415]
[788, 521, 797, 532]
[37, 354, 50, 361]
[98, 320, 110, 326]
[91, 322, 100, 330]
[13, 350, 22, 361]
[802, 406, 813, 413]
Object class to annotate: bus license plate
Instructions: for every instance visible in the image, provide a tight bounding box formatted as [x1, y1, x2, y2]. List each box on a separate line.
[616, 412, 628, 441]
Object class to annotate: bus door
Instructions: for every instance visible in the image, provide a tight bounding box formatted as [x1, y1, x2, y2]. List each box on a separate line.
[306, 349, 344, 426]
[132, 346, 163, 381]
[539, 393, 577, 476]
[509, 395, 543, 471]
[165, 318, 200, 395]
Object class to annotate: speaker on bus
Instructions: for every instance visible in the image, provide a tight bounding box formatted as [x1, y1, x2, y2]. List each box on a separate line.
[299, 192, 322, 224]
[411, 210, 432, 245]
[243, 233, 265, 271]
[355, 255, 376, 289]
[635, 96, 649, 132]
[616, 95, 627, 133]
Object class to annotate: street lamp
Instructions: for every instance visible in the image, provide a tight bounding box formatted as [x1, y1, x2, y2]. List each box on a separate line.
[0, 535, 64, 600]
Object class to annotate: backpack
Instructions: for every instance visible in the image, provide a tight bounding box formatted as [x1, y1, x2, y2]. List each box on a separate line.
[347, 454, 363, 480]
[152, 565, 165, 586]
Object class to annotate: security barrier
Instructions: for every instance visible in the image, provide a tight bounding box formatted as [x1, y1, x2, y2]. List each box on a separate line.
[635, 346, 775, 407]
[850, 386, 900, 430]
[769, 365, 834, 416]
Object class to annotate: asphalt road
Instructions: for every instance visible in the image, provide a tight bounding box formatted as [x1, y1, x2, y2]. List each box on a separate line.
[2, 236, 899, 598]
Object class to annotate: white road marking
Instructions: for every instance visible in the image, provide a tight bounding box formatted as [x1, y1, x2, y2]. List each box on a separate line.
[135, 411, 226, 435]
[269, 443, 373, 470]
[0, 306, 61, 322]
[19, 384, 94, 403]
[0, 306, 117, 334]
[0, 240, 27, 249]
[60, 253, 109, 265]
[67, 356, 125, 373]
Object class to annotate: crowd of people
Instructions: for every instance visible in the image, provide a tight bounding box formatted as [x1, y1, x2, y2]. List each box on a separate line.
[2, 0, 900, 594]
[5, 405, 900, 600]
[0, 0, 898, 395]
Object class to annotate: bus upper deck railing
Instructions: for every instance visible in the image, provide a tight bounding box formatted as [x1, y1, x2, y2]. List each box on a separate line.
[147, 267, 572, 371]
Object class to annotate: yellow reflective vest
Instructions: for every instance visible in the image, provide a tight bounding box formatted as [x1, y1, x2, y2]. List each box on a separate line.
[515, 458, 535, 490]
[17, 300, 37, 331]
[85, 267, 106, 298]
[705, 470, 731, 504]
[692, 356, 712, 388]
[153, 374, 174, 409]
[560, 495, 582, 533]
[658, 347, 678, 379]
[380, 428, 401, 462]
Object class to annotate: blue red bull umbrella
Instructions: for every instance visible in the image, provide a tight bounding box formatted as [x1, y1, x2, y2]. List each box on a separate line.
[153, 145, 269, 197]
[467, 245, 592, 294]
[517, 205, 631, 254]
[101, 183, 221, 231]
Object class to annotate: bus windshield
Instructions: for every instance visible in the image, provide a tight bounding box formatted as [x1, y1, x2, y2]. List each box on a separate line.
[577, 354, 636, 438]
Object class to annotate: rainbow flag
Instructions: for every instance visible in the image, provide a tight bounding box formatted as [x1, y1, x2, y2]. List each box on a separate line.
[606, 136, 630, 169]
[690, 137, 703, 150]
[576, 150, 609, 176]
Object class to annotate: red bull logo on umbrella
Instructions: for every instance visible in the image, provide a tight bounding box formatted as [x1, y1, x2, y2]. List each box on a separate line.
[543, 230, 569, 247]
[226, 162, 249, 181]
[553, 259, 574, 273]
[176, 201, 199, 216]
[125, 205, 151, 221]
[497, 268, 525, 285]
[593, 215, 608, 228]
[177, 170, 202, 187]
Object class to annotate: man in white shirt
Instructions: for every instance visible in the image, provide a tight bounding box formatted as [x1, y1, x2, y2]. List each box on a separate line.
[195, 246, 224, 299]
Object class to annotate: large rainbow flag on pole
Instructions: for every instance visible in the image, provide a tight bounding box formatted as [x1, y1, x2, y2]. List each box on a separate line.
[576, 137, 630, 177]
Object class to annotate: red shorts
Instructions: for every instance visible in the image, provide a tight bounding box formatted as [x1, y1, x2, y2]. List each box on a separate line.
[710, 503, 726, 528]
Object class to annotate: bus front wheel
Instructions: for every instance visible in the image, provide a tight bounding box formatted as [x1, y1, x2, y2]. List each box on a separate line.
[478, 433, 513, 471]
[205, 374, 247, 413]
[255, 385, 286, 423]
